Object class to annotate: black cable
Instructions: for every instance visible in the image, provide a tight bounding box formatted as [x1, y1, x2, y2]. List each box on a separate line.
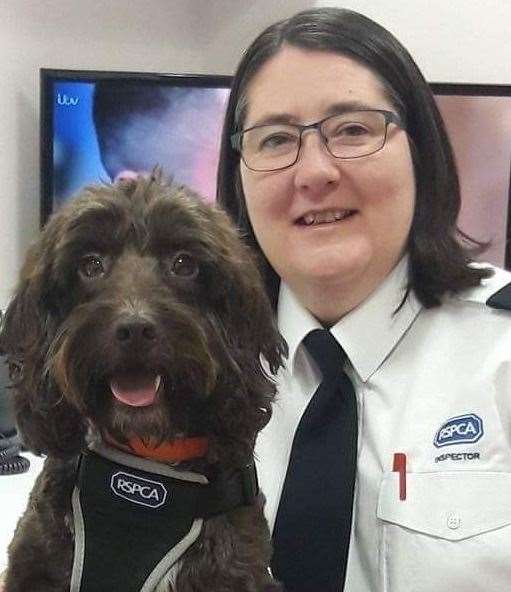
[0, 455, 30, 475]
[0, 431, 30, 475]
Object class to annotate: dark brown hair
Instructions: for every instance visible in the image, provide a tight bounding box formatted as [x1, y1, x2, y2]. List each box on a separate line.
[217, 7, 491, 310]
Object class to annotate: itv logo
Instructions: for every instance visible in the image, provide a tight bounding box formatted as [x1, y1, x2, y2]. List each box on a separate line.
[56, 93, 79, 106]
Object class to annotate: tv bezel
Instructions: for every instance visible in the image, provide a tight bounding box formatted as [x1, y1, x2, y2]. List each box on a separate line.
[39, 68, 232, 227]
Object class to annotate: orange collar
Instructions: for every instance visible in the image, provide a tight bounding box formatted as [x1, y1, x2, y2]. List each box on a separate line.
[128, 437, 209, 462]
[103, 432, 209, 462]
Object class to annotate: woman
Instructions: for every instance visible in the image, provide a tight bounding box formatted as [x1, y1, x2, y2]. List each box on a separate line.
[217, 7, 511, 592]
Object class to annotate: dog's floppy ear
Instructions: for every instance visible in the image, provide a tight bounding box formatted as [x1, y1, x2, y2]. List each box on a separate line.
[204, 209, 287, 445]
[206, 210, 287, 371]
[224, 247, 286, 375]
[203, 222, 287, 465]
[0, 223, 87, 457]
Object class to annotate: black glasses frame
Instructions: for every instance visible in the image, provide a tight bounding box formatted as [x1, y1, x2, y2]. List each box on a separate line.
[231, 109, 404, 172]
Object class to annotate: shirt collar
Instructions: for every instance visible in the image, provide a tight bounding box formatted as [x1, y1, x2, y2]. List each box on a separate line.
[278, 257, 422, 382]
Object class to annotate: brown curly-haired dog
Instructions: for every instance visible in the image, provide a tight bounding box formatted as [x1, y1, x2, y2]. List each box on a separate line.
[0, 176, 286, 592]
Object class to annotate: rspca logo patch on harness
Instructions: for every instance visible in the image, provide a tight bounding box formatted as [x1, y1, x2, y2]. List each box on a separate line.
[434, 414, 483, 448]
[110, 471, 168, 508]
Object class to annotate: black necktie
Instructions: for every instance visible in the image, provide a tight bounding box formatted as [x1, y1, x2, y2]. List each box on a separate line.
[271, 329, 358, 592]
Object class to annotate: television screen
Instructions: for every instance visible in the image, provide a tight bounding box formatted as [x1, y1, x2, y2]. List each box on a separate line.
[40, 72, 511, 268]
[40, 69, 232, 223]
[431, 83, 511, 269]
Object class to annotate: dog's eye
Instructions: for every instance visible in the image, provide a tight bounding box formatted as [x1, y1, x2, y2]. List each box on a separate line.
[8, 360, 23, 381]
[168, 252, 199, 279]
[79, 254, 106, 280]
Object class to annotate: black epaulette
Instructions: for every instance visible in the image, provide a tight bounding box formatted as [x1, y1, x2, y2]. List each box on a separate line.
[486, 282, 511, 311]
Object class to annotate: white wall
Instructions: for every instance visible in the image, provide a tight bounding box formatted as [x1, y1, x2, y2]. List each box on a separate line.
[317, 0, 511, 83]
[1, 0, 510, 308]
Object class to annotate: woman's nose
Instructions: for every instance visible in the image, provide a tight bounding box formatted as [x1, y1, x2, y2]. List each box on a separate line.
[293, 132, 341, 194]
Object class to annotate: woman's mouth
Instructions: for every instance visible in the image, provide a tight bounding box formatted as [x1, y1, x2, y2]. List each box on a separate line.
[297, 209, 356, 226]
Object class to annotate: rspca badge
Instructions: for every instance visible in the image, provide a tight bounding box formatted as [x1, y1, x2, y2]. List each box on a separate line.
[434, 414, 483, 448]
[110, 471, 168, 508]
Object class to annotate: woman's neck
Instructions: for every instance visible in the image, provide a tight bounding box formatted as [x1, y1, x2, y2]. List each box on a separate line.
[288, 263, 399, 326]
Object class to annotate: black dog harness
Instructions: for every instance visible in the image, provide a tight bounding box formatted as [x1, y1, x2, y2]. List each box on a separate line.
[70, 443, 258, 592]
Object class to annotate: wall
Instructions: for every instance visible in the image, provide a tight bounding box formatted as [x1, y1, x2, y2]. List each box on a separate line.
[1, 0, 510, 308]
[318, 0, 511, 84]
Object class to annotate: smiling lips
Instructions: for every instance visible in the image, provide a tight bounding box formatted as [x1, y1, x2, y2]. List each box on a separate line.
[298, 209, 356, 226]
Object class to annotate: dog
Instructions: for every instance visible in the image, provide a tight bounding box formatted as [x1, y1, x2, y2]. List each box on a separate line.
[0, 175, 286, 592]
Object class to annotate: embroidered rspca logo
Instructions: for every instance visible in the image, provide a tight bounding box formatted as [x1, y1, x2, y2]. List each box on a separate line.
[434, 414, 483, 448]
[110, 471, 168, 508]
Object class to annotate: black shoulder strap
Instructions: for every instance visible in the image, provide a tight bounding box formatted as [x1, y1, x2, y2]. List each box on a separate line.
[199, 462, 259, 518]
[486, 282, 511, 311]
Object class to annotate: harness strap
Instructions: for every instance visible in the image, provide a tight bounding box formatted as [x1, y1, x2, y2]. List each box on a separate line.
[198, 462, 259, 517]
[70, 446, 258, 592]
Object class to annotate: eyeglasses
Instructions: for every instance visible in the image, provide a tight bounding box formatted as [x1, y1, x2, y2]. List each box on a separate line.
[231, 109, 403, 172]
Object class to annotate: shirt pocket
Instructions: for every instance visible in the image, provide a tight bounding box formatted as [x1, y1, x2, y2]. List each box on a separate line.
[377, 471, 511, 592]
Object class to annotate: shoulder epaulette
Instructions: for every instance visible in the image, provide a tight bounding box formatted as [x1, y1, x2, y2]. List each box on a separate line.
[455, 264, 511, 309]
[487, 282, 511, 311]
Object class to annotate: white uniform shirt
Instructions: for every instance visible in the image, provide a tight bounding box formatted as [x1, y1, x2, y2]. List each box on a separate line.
[255, 258, 511, 592]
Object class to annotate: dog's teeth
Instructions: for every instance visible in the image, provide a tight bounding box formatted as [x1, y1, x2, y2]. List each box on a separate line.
[155, 375, 162, 391]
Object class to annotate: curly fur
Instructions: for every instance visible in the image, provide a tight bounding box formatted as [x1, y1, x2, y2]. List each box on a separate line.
[0, 175, 286, 592]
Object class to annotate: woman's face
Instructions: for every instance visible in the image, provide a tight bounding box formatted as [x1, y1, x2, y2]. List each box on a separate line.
[240, 46, 416, 314]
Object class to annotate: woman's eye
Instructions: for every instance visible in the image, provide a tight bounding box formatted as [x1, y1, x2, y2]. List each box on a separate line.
[78, 254, 106, 280]
[168, 252, 199, 279]
[334, 123, 369, 137]
[260, 133, 296, 151]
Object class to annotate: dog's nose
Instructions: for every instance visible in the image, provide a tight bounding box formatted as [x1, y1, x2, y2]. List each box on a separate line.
[115, 320, 157, 345]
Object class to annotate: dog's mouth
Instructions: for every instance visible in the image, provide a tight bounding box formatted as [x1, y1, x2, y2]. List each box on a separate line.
[109, 370, 163, 407]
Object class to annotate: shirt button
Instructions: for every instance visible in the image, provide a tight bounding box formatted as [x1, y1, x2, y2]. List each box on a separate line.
[447, 513, 461, 530]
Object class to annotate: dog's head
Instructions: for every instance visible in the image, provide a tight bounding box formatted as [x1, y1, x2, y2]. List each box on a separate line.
[0, 176, 286, 466]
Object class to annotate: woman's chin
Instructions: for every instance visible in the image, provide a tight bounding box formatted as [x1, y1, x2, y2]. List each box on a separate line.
[283, 248, 374, 289]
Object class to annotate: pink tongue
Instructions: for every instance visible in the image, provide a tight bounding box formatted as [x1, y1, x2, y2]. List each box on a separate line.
[110, 372, 159, 407]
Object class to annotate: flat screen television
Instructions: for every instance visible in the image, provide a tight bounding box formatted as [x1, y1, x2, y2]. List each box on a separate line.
[430, 83, 511, 269]
[40, 68, 232, 223]
[40, 71, 511, 268]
